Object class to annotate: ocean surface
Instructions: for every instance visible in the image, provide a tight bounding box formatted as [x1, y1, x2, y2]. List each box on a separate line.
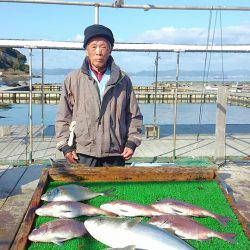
[1, 74, 249, 135]
[1, 103, 249, 136]
[1, 74, 250, 88]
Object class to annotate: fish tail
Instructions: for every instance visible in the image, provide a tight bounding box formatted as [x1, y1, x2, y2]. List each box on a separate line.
[214, 232, 236, 243]
[215, 215, 231, 226]
[101, 188, 116, 197]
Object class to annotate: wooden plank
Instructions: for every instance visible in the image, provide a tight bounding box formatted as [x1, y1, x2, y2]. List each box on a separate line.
[11, 168, 49, 250]
[0, 126, 26, 152]
[4, 142, 27, 162]
[32, 139, 54, 159]
[217, 177, 250, 239]
[0, 165, 11, 179]
[0, 167, 27, 208]
[15, 165, 45, 191]
[49, 165, 218, 182]
[0, 165, 46, 250]
[0, 190, 35, 250]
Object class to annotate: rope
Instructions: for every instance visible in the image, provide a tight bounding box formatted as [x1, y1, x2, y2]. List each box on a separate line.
[206, 10, 218, 82]
[196, 9, 213, 144]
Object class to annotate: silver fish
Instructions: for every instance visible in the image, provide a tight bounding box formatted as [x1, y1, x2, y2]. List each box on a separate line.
[151, 199, 231, 225]
[149, 214, 236, 243]
[28, 219, 87, 245]
[84, 217, 194, 250]
[106, 246, 137, 250]
[100, 200, 165, 217]
[41, 184, 115, 202]
[36, 201, 114, 218]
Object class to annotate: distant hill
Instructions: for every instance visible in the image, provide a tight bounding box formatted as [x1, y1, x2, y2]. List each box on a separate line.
[0, 48, 29, 72]
[33, 68, 73, 75]
[33, 68, 250, 77]
[128, 69, 250, 77]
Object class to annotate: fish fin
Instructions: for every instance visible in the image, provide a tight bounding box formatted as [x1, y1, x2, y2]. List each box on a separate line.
[124, 217, 142, 228]
[53, 236, 70, 245]
[52, 239, 64, 246]
[101, 188, 116, 197]
[171, 208, 183, 215]
[106, 245, 136, 250]
[216, 216, 231, 226]
[214, 232, 236, 243]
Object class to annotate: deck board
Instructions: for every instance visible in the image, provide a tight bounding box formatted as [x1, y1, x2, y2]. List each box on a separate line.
[0, 191, 34, 250]
[0, 166, 26, 208]
[0, 165, 45, 250]
[0, 165, 10, 178]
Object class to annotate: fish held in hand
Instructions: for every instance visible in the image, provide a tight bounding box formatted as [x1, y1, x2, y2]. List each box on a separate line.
[28, 219, 87, 245]
[36, 201, 114, 218]
[149, 214, 236, 243]
[41, 184, 115, 202]
[100, 200, 165, 217]
[151, 199, 231, 226]
[84, 217, 194, 250]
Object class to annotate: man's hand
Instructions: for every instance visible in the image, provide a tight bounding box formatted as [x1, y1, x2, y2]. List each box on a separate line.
[121, 147, 134, 161]
[65, 151, 78, 163]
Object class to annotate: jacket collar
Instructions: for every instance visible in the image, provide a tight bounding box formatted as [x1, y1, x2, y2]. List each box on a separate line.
[81, 56, 121, 86]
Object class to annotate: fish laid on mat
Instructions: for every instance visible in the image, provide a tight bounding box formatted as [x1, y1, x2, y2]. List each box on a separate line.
[100, 200, 165, 217]
[106, 246, 136, 250]
[148, 214, 236, 243]
[84, 217, 194, 250]
[151, 199, 231, 226]
[41, 184, 115, 202]
[28, 219, 87, 245]
[36, 201, 115, 218]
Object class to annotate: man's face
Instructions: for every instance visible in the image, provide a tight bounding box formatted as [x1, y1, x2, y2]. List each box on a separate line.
[86, 37, 111, 72]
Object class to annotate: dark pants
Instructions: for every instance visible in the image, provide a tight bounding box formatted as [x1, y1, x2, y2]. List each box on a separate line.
[77, 154, 125, 167]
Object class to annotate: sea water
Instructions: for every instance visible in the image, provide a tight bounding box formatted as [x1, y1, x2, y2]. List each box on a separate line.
[0, 103, 249, 136]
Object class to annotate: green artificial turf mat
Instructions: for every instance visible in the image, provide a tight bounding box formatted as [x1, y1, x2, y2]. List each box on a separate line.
[28, 180, 249, 250]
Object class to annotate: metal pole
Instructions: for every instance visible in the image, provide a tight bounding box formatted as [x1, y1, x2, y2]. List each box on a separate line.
[28, 48, 33, 164]
[1, 40, 250, 53]
[95, 5, 99, 24]
[1, 0, 250, 11]
[41, 49, 44, 140]
[153, 52, 159, 139]
[173, 52, 180, 159]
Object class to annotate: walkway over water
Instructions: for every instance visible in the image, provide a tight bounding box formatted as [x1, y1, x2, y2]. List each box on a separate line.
[0, 125, 249, 164]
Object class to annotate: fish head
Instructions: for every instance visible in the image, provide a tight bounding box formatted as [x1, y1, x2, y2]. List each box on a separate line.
[100, 202, 117, 213]
[28, 225, 48, 242]
[35, 207, 46, 216]
[100, 201, 132, 216]
[41, 188, 61, 201]
[84, 216, 118, 233]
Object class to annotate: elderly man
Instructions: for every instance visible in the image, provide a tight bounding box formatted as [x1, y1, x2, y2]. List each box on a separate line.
[55, 24, 143, 167]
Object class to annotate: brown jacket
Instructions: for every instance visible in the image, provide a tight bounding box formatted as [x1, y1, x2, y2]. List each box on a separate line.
[55, 57, 143, 157]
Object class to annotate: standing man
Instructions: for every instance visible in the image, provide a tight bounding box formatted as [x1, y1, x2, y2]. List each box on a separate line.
[55, 24, 143, 167]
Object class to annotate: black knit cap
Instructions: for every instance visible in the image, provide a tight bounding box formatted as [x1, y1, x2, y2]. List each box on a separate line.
[83, 24, 114, 49]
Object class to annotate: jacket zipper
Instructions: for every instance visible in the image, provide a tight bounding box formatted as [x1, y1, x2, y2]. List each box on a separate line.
[98, 73, 126, 125]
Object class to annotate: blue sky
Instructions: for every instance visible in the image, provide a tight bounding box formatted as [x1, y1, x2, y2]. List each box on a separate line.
[1, 0, 250, 72]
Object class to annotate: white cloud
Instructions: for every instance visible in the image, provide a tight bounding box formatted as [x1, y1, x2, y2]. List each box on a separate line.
[135, 25, 250, 45]
[71, 34, 84, 42]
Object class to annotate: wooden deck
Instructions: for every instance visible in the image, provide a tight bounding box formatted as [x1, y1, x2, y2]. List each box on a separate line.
[0, 125, 249, 163]
[0, 165, 45, 250]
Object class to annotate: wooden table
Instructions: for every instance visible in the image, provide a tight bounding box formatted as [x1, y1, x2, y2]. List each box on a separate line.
[1, 164, 249, 250]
